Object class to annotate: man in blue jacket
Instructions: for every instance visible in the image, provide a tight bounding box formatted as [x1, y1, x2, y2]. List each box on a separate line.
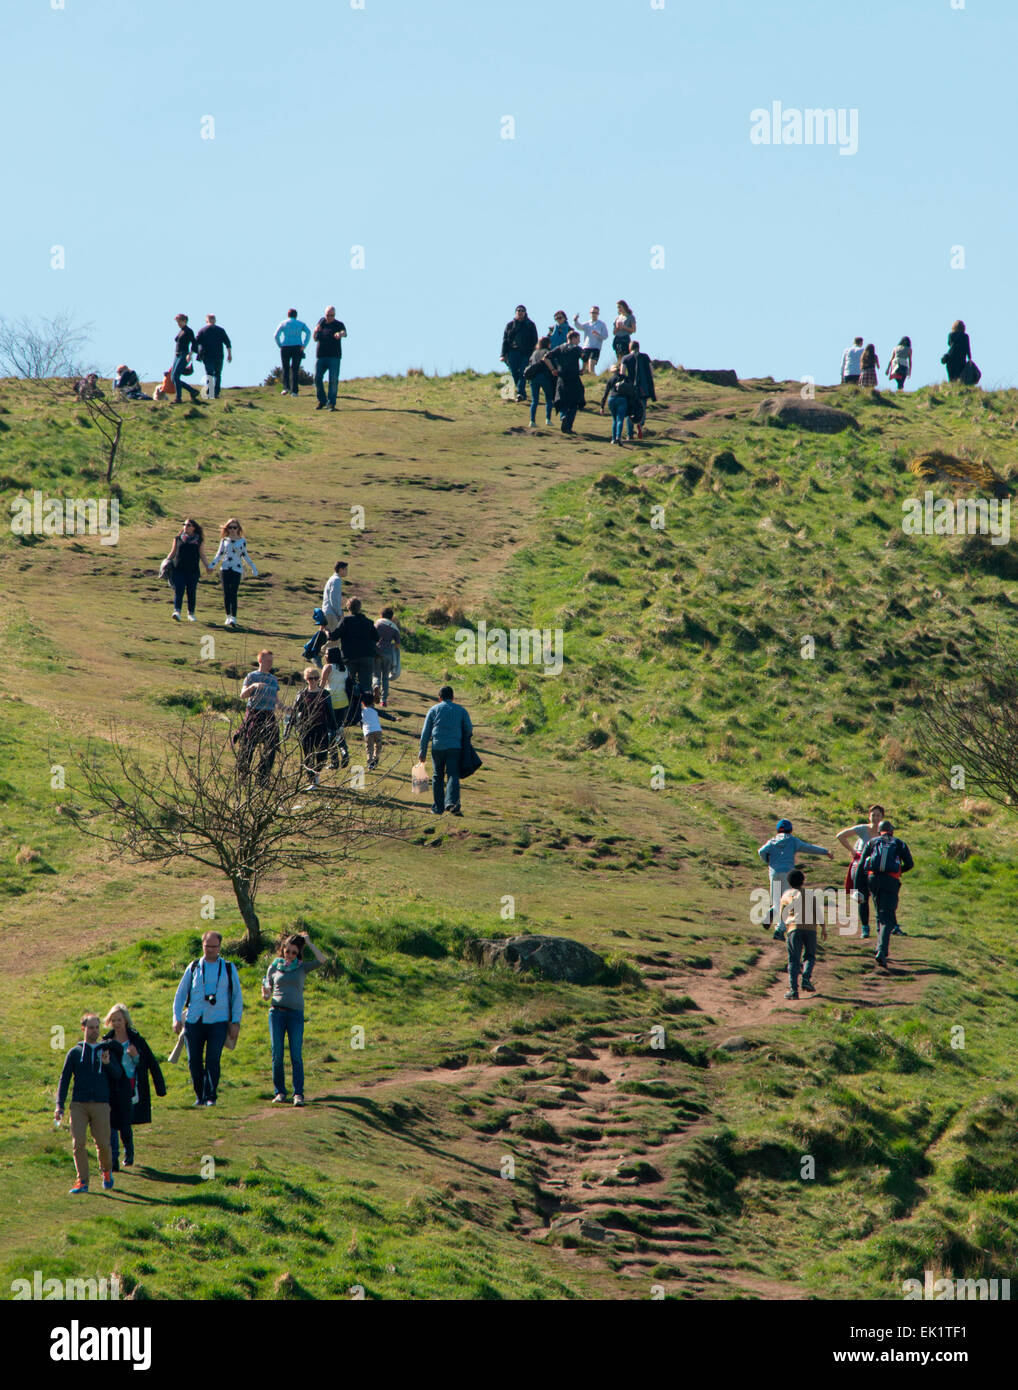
[194, 313, 233, 399]
[54, 1013, 124, 1195]
[172, 931, 244, 1106]
[419, 685, 473, 817]
[275, 308, 312, 396]
[860, 821, 915, 970]
[758, 818, 833, 939]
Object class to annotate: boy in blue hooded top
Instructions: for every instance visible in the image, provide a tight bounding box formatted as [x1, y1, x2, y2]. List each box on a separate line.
[759, 818, 832, 940]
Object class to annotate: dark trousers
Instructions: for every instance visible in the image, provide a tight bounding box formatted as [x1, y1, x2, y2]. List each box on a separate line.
[345, 659, 375, 722]
[871, 874, 901, 963]
[172, 354, 199, 403]
[432, 746, 461, 813]
[172, 572, 198, 615]
[203, 356, 223, 398]
[559, 404, 578, 432]
[184, 1020, 229, 1102]
[787, 928, 818, 994]
[221, 568, 241, 617]
[506, 349, 529, 397]
[236, 711, 280, 782]
[110, 1123, 134, 1166]
[848, 856, 871, 934]
[300, 729, 330, 777]
[281, 346, 303, 394]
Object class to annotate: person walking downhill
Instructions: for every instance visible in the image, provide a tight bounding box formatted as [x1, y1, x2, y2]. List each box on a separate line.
[546, 330, 586, 434]
[621, 340, 656, 439]
[160, 518, 211, 623]
[574, 306, 609, 374]
[373, 607, 400, 708]
[500, 305, 539, 402]
[612, 300, 636, 362]
[172, 931, 243, 1107]
[54, 1013, 123, 1195]
[170, 313, 202, 405]
[208, 518, 259, 629]
[887, 337, 912, 391]
[313, 306, 347, 411]
[101, 1003, 166, 1171]
[547, 310, 570, 348]
[599, 362, 632, 445]
[262, 929, 327, 1107]
[840, 336, 864, 385]
[336, 597, 379, 721]
[319, 645, 351, 770]
[860, 820, 915, 970]
[194, 313, 232, 399]
[758, 818, 833, 939]
[836, 803, 885, 940]
[780, 869, 828, 1000]
[942, 320, 972, 383]
[858, 343, 879, 389]
[419, 684, 473, 817]
[236, 649, 281, 783]
[284, 667, 339, 789]
[275, 308, 312, 396]
[525, 335, 555, 428]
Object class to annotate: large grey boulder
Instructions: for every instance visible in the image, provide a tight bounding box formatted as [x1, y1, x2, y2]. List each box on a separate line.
[465, 935, 605, 985]
[756, 396, 858, 433]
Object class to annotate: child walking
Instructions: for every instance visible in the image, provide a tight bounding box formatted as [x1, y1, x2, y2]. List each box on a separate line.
[207, 518, 259, 628]
[780, 869, 827, 999]
[361, 690, 382, 770]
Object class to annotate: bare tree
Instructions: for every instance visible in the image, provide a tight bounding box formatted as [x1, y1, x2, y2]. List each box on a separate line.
[0, 312, 92, 379]
[63, 712, 411, 959]
[911, 634, 1018, 808]
[70, 377, 125, 483]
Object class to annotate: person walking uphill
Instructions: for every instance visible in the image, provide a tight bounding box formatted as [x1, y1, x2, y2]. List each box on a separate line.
[194, 313, 232, 398]
[942, 320, 972, 383]
[758, 818, 833, 938]
[101, 1002, 166, 1170]
[313, 306, 347, 410]
[840, 336, 864, 385]
[860, 820, 914, 969]
[621, 341, 656, 439]
[54, 1013, 124, 1194]
[600, 362, 632, 445]
[170, 313, 202, 405]
[419, 684, 473, 817]
[275, 308, 311, 396]
[263, 929, 328, 1106]
[172, 931, 243, 1106]
[501, 305, 538, 402]
[780, 869, 827, 1000]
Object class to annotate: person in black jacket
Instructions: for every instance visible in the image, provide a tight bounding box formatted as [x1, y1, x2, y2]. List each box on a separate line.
[284, 668, 340, 788]
[860, 820, 915, 969]
[546, 331, 586, 433]
[500, 305, 538, 402]
[171, 313, 201, 404]
[525, 335, 555, 427]
[54, 1013, 124, 1195]
[102, 1003, 166, 1171]
[336, 597, 380, 720]
[194, 314, 233, 399]
[942, 320, 972, 383]
[621, 341, 656, 440]
[113, 365, 149, 400]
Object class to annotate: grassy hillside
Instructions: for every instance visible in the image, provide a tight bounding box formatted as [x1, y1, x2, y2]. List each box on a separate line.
[1, 369, 1017, 1301]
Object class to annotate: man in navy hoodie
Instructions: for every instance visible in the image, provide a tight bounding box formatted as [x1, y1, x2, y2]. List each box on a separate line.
[194, 313, 233, 399]
[54, 1013, 124, 1195]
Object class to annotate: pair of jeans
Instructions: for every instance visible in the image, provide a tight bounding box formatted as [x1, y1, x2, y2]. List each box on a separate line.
[505, 349, 529, 397]
[432, 746, 461, 812]
[172, 353, 198, 403]
[203, 356, 223, 398]
[172, 573, 198, 615]
[609, 395, 629, 441]
[374, 652, 394, 701]
[280, 346, 303, 393]
[69, 1101, 112, 1184]
[870, 874, 901, 962]
[787, 928, 817, 993]
[269, 1007, 305, 1096]
[315, 356, 341, 405]
[184, 1019, 229, 1102]
[110, 1123, 134, 1166]
[221, 569, 241, 617]
[530, 378, 553, 424]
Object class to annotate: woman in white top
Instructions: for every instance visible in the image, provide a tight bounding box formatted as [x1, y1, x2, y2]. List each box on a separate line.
[207, 518, 259, 628]
[612, 300, 636, 362]
[836, 803, 885, 940]
[320, 645, 350, 769]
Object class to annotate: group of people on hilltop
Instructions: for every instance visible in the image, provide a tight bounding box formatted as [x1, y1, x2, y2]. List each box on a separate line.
[500, 301, 650, 436]
[758, 808, 915, 1000]
[839, 321, 976, 391]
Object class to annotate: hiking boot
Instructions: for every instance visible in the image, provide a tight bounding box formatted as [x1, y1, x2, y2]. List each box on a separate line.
[801, 981, 816, 993]
[101, 1171, 114, 1191]
[69, 1180, 89, 1195]
[784, 989, 799, 1000]
[874, 956, 889, 969]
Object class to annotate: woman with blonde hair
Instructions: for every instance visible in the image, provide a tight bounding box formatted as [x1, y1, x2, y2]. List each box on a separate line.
[207, 518, 259, 629]
[101, 1002, 166, 1170]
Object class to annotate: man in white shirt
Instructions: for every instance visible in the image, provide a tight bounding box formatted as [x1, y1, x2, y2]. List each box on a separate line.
[573, 307, 609, 374]
[841, 337, 864, 384]
[322, 561, 348, 636]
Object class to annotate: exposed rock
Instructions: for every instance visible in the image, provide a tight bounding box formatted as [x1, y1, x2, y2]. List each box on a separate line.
[650, 358, 675, 370]
[632, 462, 678, 479]
[491, 1043, 527, 1066]
[568, 1043, 597, 1060]
[550, 1214, 609, 1242]
[709, 448, 744, 475]
[716, 1035, 752, 1052]
[680, 368, 740, 387]
[466, 935, 605, 985]
[756, 396, 858, 433]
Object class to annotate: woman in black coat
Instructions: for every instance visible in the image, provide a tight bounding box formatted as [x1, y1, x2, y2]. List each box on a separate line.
[102, 1003, 167, 1170]
[546, 331, 586, 434]
[942, 320, 971, 382]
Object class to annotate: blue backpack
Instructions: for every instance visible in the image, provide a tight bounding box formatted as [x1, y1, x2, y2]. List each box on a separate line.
[863, 837, 903, 875]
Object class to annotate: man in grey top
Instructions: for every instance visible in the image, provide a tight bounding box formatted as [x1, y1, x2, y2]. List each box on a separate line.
[419, 685, 473, 817]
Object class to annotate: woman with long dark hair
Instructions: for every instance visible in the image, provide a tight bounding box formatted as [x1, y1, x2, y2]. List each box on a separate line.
[160, 518, 211, 622]
[612, 300, 636, 361]
[942, 320, 972, 382]
[858, 343, 879, 389]
[262, 930, 328, 1106]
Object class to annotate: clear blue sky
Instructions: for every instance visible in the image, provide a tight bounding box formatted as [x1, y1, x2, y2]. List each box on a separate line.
[3, 0, 1015, 387]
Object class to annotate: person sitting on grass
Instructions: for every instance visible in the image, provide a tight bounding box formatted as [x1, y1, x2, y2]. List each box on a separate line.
[758, 818, 833, 940]
[780, 869, 827, 1000]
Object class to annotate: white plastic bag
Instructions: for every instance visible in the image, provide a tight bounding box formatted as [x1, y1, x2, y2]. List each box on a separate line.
[411, 760, 430, 794]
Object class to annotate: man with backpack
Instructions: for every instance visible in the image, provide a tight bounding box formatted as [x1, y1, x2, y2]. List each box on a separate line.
[621, 340, 656, 440]
[860, 820, 915, 969]
[172, 931, 244, 1106]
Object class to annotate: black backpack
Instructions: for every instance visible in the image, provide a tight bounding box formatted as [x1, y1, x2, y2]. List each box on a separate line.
[863, 837, 902, 876]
